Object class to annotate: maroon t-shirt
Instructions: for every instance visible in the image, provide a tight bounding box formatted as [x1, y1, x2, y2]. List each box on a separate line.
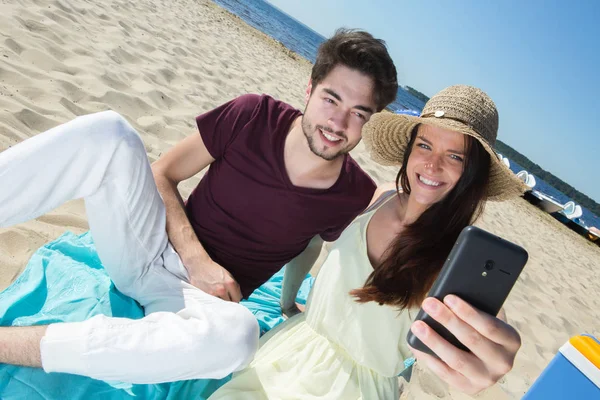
[187, 94, 376, 297]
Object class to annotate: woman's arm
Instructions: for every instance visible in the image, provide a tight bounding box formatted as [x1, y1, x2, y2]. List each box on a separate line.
[408, 296, 521, 395]
[280, 235, 324, 317]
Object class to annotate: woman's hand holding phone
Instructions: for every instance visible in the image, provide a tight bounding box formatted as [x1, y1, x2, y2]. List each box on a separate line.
[408, 295, 521, 395]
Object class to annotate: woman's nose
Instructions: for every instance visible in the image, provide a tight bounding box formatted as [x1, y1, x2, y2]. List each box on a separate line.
[424, 155, 443, 171]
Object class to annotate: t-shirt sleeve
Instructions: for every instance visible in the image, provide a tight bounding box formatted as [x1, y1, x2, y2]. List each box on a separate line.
[320, 176, 377, 242]
[196, 94, 261, 159]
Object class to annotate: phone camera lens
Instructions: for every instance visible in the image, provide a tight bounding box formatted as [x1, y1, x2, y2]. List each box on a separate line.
[484, 260, 495, 271]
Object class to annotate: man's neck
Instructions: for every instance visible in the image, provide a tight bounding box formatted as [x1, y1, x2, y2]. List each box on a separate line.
[283, 117, 345, 189]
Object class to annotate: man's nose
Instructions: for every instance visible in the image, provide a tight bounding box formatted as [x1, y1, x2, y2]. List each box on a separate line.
[327, 110, 349, 133]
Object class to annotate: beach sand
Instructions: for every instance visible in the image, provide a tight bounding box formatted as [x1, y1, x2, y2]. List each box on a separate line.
[1, 0, 599, 398]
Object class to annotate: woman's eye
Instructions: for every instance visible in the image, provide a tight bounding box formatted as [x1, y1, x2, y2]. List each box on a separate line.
[417, 143, 430, 150]
[450, 154, 464, 162]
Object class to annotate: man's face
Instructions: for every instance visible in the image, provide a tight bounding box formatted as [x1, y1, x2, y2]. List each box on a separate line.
[302, 65, 377, 161]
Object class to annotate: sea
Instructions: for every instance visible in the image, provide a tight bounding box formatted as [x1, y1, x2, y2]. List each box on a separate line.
[212, 0, 600, 229]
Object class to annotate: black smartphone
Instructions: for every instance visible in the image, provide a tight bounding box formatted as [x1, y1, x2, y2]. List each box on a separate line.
[406, 225, 528, 357]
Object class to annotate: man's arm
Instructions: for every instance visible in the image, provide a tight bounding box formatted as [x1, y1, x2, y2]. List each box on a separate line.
[0, 326, 46, 368]
[152, 133, 242, 302]
[280, 235, 324, 317]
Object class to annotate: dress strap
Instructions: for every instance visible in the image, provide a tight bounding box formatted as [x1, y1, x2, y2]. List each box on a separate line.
[360, 189, 397, 216]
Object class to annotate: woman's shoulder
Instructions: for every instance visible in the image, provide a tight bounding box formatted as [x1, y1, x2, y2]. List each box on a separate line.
[369, 182, 399, 206]
[362, 183, 399, 215]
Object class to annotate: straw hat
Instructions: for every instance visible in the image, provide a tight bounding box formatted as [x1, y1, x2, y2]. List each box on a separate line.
[362, 85, 528, 201]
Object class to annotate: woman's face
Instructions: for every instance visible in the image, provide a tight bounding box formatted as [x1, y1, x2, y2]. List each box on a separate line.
[406, 124, 466, 206]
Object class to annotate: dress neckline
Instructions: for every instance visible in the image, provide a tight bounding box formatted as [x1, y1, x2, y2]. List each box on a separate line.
[358, 190, 398, 271]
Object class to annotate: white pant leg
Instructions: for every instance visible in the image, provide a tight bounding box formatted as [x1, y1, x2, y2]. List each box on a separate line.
[0, 111, 258, 383]
[41, 259, 259, 383]
[0, 110, 166, 291]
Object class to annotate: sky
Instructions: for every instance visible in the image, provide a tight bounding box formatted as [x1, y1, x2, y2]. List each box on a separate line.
[266, 0, 600, 202]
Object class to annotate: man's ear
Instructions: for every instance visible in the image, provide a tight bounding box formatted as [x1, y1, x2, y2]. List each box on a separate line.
[305, 80, 313, 104]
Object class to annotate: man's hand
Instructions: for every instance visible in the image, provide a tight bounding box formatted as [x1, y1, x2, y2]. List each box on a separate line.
[185, 258, 242, 302]
[408, 295, 521, 395]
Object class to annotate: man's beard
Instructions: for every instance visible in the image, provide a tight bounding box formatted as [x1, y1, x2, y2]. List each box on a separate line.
[301, 116, 352, 161]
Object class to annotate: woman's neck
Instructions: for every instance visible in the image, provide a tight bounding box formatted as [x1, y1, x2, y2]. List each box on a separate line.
[396, 192, 428, 226]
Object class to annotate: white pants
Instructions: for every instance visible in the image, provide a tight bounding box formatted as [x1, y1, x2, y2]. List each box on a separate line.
[0, 111, 259, 384]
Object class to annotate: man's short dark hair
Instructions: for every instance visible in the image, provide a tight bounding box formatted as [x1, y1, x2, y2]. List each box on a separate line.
[311, 28, 398, 111]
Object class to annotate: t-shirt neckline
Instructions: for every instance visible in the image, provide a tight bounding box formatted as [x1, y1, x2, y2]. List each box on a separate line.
[277, 114, 348, 194]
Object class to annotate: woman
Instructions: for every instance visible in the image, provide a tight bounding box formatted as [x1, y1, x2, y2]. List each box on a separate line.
[209, 85, 528, 399]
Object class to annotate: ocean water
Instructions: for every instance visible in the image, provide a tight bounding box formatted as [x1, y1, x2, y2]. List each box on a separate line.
[212, 0, 600, 229]
[212, 0, 425, 112]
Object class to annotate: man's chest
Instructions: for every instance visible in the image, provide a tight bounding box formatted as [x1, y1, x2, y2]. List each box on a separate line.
[205, 159, 354, 241]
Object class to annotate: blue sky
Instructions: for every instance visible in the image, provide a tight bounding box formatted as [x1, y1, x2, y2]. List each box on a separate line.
[266, 0, 600, 202]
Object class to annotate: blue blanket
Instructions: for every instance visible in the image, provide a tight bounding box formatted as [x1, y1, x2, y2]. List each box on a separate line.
[0, 232, 314, 399]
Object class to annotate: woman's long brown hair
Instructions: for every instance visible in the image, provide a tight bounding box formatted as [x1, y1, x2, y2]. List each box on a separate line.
[351, 128, 491, 309]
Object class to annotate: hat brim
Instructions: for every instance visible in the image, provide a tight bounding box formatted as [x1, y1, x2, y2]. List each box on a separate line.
[362, 113, 528, 201]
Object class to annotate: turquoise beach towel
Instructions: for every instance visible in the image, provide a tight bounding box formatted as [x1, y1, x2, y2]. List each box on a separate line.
[0, 231, 314, 400]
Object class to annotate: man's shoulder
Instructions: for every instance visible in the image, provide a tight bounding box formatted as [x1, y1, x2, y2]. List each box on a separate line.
[236, 93, 298, 111]
[234, 94, 301, 125]
[229, 93, 263, 112]
[261, 94, 301, 116]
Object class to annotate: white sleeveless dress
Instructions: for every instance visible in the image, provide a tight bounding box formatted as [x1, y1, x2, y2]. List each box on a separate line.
[209, 196, 417, 399]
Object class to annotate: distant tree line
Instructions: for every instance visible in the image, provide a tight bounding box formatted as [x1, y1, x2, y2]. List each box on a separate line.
[403, 86, 430, 104]
[494, 140, 600, 216]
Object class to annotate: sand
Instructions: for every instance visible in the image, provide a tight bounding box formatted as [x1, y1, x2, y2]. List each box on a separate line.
[1, 0, 599, 398]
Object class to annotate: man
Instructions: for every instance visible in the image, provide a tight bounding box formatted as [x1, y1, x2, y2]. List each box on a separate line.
[0, 29, 395, 383]
[0, 29, 520, 393]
